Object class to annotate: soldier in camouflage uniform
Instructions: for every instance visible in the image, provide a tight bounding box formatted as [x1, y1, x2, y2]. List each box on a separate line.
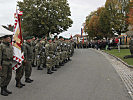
[23, 37, 34, 83]
[45, 38, 57, 74]
[40, 38, 47, 68]
[54, 36, 61, 68]
[35, 39, 43, 70]
[15, 62, 25, 88]
[71, 39, 75, 56]
[0, 35, 13, 96]
[66, 39, 71, 61]
[31, 36, 36, 67]
[59, 36, 66, 65]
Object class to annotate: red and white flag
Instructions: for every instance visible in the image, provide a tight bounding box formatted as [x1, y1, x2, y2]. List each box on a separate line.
[12, 9, 24, 70]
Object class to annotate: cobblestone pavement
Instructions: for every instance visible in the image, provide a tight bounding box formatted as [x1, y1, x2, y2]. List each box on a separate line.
[94, 48, 133, 99]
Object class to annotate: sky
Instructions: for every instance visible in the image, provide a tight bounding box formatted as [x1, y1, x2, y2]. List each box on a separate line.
[0, 0, 106, 37]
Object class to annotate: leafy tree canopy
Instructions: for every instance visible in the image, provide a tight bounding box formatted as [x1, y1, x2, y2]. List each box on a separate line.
[17, 0, 73, 37]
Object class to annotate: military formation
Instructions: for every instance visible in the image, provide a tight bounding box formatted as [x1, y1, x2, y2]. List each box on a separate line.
[0, 34, 74, 96]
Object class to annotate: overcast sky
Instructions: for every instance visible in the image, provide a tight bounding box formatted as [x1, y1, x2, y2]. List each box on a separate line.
[0, 0, 106, 37]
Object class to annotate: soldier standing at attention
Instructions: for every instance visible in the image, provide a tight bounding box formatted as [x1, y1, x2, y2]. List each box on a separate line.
[15, 63, 25, 88]
[23, 37, 33, 83]
[45, 37, 54, 74]
[31, 36, 36, 67]
[36, 39, 43, 70]
[0, 35, 13, 96]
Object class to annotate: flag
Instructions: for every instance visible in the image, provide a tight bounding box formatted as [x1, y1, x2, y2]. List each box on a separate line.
[81, 28, 83, 38]
[12, 9, 24, 70]
[70, 33, 72, 39]
[82, 37, 84, 44]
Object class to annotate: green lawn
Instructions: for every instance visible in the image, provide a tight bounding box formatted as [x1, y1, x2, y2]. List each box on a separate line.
[105, 49, 133, 66]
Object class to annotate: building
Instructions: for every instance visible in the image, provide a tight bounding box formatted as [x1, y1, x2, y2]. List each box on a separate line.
[73, 34, 88, 43]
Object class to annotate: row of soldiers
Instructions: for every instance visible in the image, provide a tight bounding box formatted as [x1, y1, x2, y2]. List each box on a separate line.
[0, 34, 74, 96]
[31, 35, 75, 74]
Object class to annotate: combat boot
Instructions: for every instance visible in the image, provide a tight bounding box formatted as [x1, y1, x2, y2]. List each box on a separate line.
[25, 78, 32, 83]
[59, 62, 64, 66]
[68, 58, 71, 61]
[47, 69, 53, 74]
[52, 66, 57, 71]
[16, 81, 23, 88]
[32, 64, 36, 67]
[55, 65, 60, 68]
[4, 86, 12, 94]
[37, 66, 43, 70]
[1, 87, 8, 96]
[43, 64, 46, 68]
[28, 78, 34, 82]
[20, 82, 25, 86]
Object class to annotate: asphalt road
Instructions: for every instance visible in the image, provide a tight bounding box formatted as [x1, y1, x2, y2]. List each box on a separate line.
[0, 49, 132, 100]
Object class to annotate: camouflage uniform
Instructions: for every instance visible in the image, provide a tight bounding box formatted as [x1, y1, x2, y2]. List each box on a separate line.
[35, 41, 42, 70]
[23, 41, 33, 82]
[0, 41, 13, 95]
[40, 40, 46, 68]
[67, 41, 71, 60]
[45, 41, 55, 74]
[31, 40, 36, 66]
[54, 40, 61, 67]
[15, 63, 25, 88]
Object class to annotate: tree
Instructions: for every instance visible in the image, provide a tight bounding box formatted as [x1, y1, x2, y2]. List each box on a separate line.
[84, 7, 105, 39]
[128, 1, 133, 25]
[17, 0, 73, 37]
[99, 7, 113, 38]
[105, 0, 130, 35]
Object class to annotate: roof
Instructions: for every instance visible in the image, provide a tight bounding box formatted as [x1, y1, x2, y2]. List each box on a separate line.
[73, 34, 88, 38]
[0, 25, 13, 37]
[126, 31, 133, 36]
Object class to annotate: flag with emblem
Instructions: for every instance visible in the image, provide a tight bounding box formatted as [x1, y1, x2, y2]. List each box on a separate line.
[12, 9, 24, 70]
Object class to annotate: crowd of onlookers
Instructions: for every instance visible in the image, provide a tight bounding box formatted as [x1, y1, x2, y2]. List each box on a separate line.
[74, 37, 123, 50]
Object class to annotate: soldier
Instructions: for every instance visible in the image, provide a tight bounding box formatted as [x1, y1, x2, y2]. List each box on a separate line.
[54, 35, 61, 68]
[35, 39, 43, 70]
[31, 36, 36, 67]
[40, 38, 47, 68]
[15, 63, 25, 88]
[59, 36, 65, 66]
[45, 37, 56, 74]
[0, 35, 13, 96]
[23, 36, 34, 83]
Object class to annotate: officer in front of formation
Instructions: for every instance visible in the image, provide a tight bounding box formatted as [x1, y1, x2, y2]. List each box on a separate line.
[0, 35, 13, 96]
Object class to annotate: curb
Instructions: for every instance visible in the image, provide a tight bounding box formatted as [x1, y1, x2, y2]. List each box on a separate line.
[101, 50, 133, 68]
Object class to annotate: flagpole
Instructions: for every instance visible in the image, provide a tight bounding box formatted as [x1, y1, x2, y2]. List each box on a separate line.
[18, 14, 23, 44]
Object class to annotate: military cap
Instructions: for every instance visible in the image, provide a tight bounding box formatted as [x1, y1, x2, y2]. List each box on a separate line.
[31, 36, 35, 38]
[43, 36, 45, 38]
[47, 37, 51, 41]
[54, 35, 57, 39]
[52, 38, 54, 41]
[39, 38, 42, 41]
[59, 36, 63, 39]
[25, 36, 32, 40]
[2, 35, 12, 39]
